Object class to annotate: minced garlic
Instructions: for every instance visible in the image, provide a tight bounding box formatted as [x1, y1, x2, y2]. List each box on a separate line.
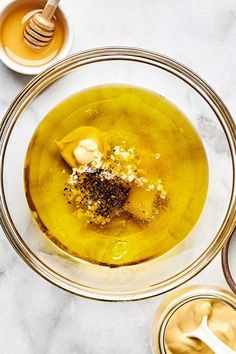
[65, 142, 167, 225]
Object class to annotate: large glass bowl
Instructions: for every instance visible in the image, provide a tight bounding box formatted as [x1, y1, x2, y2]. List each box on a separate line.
[0, 47, 235, 301]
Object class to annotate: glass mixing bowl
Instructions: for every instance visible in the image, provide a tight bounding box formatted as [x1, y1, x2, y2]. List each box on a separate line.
[0, 47, 235, 301]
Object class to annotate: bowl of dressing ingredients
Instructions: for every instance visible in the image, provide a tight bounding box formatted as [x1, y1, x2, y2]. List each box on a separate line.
[152, 286, 236, 353]
[0, 0, 72, 74]
[0, 48, 235, 300]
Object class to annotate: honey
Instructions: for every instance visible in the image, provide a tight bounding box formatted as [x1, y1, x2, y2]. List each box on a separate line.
[24, 85, 208, 267]
[0, 0, 65, 67]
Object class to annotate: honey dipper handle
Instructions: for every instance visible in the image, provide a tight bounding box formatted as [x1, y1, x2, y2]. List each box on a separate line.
[41, 0, 60, 21]
[186, 316, 236, 354]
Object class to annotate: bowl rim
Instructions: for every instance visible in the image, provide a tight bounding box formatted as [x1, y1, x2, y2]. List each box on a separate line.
[0, 46, 236, 301]
[222, 231, 236, 294]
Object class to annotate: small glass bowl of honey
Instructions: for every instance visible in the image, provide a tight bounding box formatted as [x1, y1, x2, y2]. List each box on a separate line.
[0, 0, 73, 75]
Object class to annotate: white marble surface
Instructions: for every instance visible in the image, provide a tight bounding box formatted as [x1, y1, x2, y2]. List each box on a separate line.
[0, 0, 235, 353]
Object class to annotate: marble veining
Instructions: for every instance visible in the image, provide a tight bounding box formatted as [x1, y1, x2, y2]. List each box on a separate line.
[0, 0, 236, 353]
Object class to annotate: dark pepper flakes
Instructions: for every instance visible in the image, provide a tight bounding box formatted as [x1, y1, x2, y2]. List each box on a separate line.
[64, 169, 130, 223]
[84, 170, 130, 217]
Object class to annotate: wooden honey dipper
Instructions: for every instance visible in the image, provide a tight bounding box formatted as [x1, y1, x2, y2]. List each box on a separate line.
[23, 0, 60, 50]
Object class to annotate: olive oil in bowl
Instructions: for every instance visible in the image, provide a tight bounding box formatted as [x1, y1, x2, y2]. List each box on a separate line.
[25, 85, 208, 267]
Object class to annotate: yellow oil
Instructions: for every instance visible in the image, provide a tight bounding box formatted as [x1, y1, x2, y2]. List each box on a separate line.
[25, 85, 208, 267]
[0, 0, 65, 67]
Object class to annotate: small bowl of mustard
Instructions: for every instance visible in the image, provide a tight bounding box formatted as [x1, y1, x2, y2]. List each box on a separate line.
[0, 0, 73, 75]
[151, 286, 236, 353]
